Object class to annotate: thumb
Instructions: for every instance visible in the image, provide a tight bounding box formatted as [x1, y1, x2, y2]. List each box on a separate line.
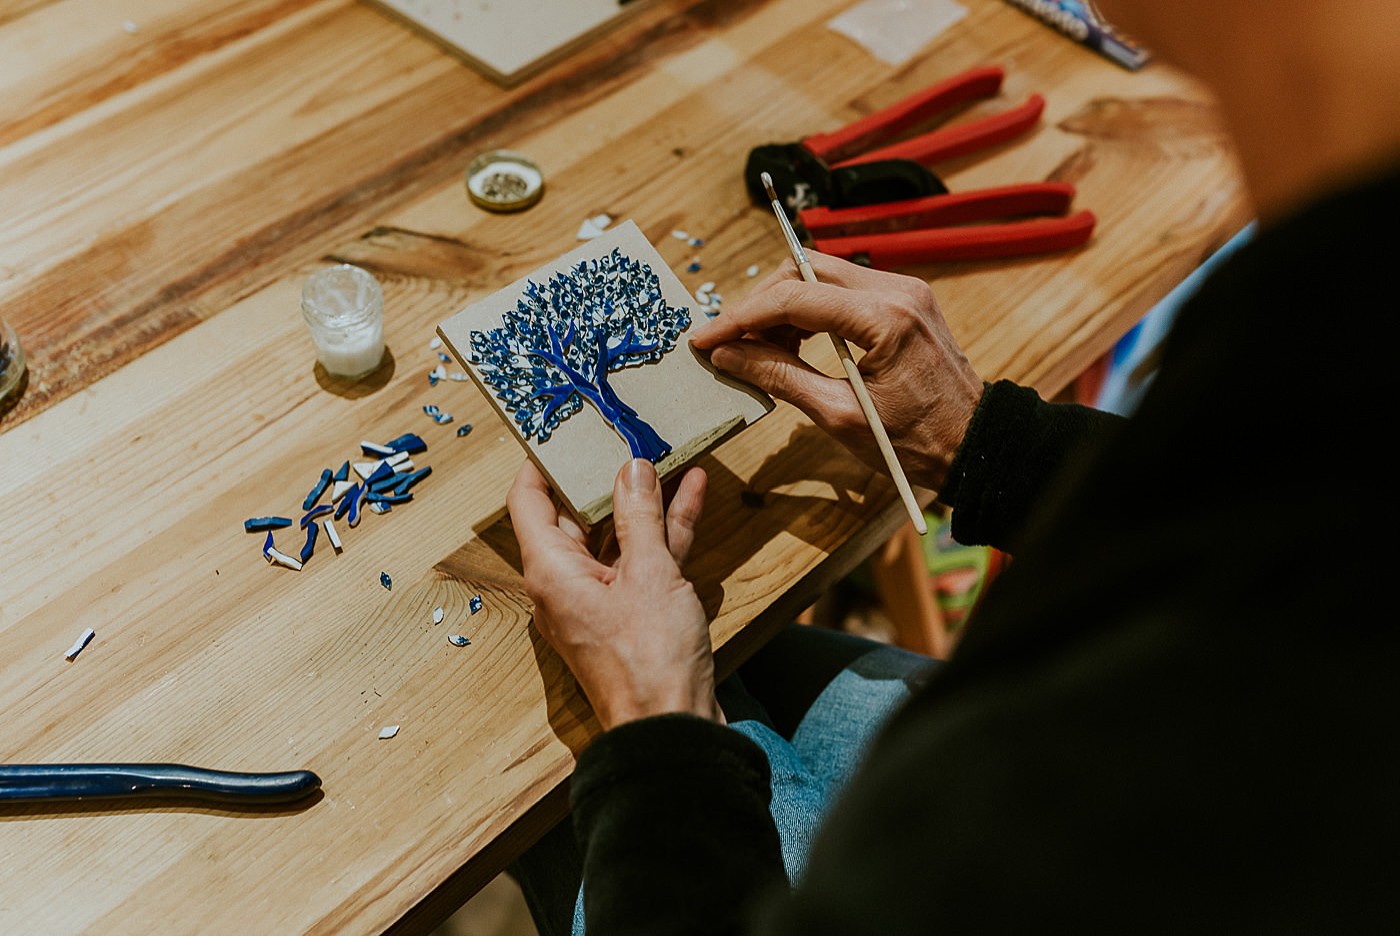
[612, 459, 669, 559]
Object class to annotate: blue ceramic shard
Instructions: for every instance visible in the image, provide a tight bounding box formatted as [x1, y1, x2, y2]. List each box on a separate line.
[368, 471, 406, 493]
[334, 460, 351, 482]
[386, 433, 427, 455]
[300, 504, 334, 527]
[302, 469, 332, 511]
[448, 635, 470, 647]
[347, 486, 365, 527]
[380, 571, 392, 590]
[438, 352, 452, 363]
[393, 466, 432, 496]
[245, 516, 293, 533]
[686, 261, 702, 273]
[365, 461, 395, 487]
[455, 424, 473, 438]
[334, 483, 361, 521]
[469, 594, 482, 615]
[361, 441, 396, 457]
[366, 491, 413, 505]
[299, 522, 318, 563]
[262, 531, 275, 558]
[422, 404, 453, 425]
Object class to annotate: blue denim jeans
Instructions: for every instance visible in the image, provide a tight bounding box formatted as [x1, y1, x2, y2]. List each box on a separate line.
[509, 625, 938, 936]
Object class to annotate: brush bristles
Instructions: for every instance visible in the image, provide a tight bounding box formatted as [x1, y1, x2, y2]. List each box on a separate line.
[760, 171, 779, 203]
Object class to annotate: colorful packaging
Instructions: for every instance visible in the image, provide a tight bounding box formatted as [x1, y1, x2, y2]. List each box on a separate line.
[1001, 0, 1149, 71]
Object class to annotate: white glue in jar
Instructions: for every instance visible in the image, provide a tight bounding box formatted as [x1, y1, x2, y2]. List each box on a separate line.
[301, 263, 386, 379]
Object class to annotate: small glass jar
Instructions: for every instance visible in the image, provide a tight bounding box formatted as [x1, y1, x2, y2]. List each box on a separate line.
[300, 264, 386, 379]
[0, 318, 27, 411]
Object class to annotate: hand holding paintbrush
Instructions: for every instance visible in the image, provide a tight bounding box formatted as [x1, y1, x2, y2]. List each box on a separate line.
[690, 173, 986, 533]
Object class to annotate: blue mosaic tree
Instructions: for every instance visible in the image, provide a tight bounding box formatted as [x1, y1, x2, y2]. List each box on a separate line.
[469, 249, 691, 462]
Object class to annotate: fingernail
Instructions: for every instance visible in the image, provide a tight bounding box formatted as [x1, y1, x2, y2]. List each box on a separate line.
[626, 458, 657, 492]
[709, 344, 741, 372]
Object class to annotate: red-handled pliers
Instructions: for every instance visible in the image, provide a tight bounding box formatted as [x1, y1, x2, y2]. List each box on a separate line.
[807, 64, 1044, 170]
[745, 64, 1047, 214]
[799, 182, 1097, 267]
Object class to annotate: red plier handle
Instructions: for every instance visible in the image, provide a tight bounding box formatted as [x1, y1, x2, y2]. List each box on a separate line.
[802, 182, 1096, 266]
[802, 65, 1045, 170]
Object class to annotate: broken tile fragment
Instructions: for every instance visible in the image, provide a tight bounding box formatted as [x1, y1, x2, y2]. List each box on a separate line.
[64, 628, 96, 661]
[386, 433, 427, 455]
[448, 635, 470, 647]
[380, 571, 392, 590]
[432, 607, 445, 625]
[324, 518, 343, 551]
[577, 213, 612, 240]
[244, 516, 292, 533]
[378, 725, 399, 740]
[422, 404, 453, 425]
[335, 483, 361, 520]
[469, 594, 482, 615]
[265, 547, 304, 571]
[300, 504, 334, 527]
[303, 469, 332, 510]
[299, 522, 319, 563]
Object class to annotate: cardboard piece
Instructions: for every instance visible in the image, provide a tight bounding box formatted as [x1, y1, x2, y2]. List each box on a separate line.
[365, 0, 655, 86]
[437, 220, 774, 525]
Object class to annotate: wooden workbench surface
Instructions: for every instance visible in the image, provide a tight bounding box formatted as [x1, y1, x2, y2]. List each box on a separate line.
[0, 0, 1249, 932]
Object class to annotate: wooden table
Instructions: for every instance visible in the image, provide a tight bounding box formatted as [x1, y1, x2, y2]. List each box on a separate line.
[0, 0, 1249, 931]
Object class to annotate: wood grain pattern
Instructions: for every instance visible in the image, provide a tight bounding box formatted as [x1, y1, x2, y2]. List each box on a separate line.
[0, 0, 1249, 931]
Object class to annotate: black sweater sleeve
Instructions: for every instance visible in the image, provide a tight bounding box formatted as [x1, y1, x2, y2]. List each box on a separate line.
[570, 714, 787, 935]
[938, 379, 1121, 553]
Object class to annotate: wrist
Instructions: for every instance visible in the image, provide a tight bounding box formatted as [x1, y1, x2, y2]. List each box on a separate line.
[596, 689, 725, 731]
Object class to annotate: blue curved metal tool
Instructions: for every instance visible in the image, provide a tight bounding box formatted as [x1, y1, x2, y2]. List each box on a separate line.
[0, 764, 321, 804]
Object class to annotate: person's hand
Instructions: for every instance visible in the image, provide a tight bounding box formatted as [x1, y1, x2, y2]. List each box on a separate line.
[507, 457, 722, 731]
[690, 253, 983, 492]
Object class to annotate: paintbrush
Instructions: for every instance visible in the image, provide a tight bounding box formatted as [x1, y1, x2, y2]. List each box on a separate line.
[759, 172, 927, 535]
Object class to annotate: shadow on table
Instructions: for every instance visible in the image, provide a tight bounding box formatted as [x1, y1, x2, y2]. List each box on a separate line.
[313, 347, 397, 398]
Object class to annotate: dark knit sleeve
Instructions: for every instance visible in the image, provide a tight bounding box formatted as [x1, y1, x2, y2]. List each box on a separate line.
[939, 380, 1120, 553]
[570, 713, 787, 935]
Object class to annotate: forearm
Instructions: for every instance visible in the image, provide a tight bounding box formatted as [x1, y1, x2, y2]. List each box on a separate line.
[571, 714, 787, 935]
[939, 380, 1122, 553]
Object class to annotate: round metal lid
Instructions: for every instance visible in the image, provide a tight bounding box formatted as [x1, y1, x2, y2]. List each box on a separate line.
[464, 150, 545, 212]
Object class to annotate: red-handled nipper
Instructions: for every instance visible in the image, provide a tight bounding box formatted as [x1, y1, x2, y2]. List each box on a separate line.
[801, 182, 1097, 267]
[743, 64, 1095, 268]
[805, 64, 1044, 169]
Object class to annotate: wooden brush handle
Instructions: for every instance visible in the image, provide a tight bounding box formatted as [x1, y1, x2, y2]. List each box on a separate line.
[797, 260, 927, 536]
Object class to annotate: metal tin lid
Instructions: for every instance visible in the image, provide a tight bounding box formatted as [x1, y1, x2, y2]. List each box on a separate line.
[464, 150, 545, 212]
[0, 318, 27, 412]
